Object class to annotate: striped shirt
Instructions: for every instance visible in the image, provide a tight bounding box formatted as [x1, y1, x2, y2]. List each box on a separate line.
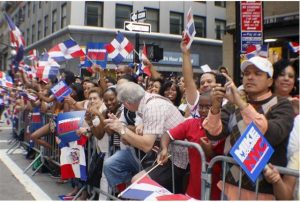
[137, 92, 188, 169]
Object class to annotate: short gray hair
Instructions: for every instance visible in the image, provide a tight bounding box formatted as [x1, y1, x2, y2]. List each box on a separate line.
[116, 82, 145, 104]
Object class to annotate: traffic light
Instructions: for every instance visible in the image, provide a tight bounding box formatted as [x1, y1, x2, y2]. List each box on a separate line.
[146, 44, 163, 62]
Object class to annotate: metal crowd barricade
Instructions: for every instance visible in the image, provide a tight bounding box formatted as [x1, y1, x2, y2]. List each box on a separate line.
[170, 140, 207, 200]
[205, 155, 300, 200]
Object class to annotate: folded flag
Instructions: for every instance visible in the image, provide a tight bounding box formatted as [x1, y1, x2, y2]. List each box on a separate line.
[85, 42, 108, 69]
[288, 41, 299, 54]
[48, 39, 85, 62]
[60, 135, 88, 181]
[50, 80, 72, 102]
[119, 176, 171, 200]
[106, 32, 134, 64]
[56, 111, 86, 144]
[184, 8, 196, 49]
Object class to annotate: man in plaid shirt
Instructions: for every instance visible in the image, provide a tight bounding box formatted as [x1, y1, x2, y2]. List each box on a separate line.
[104, 81, 188, 194]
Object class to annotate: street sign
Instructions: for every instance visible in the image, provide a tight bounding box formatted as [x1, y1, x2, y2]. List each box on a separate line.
[131, 10, 146, 22]
[240, 1, 263, 53]
[124, 21, 151, 33]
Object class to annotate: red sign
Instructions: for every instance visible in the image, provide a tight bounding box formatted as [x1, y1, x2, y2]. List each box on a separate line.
[241, 1, 263, 31]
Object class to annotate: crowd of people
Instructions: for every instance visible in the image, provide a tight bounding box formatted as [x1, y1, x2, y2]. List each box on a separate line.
[1, 34, 299, 200]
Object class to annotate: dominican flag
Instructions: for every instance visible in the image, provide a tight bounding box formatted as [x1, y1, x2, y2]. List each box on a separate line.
[119, 176, 171, 200]
[0, 72, 13, 88]
[85, 42, 108, 69]
[48, 39, 85, 62]
[246, 44, 268, 59]
[30, 107, 43, 132]
[50, 80, 72, 102]
[60, 135, 88, 181]
[4, 13, 25, 63]
[106, 32, 134, 64]
[37, 53, 60, 79]
[56, 111, 85, 144]
[184, 8, 196, 49]
[138, 44, 152, 76]
[288, 42, 299, 54]
[26, 49, 38, 61]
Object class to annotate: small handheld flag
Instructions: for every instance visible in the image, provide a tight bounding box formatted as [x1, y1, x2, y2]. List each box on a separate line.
[184, 8, 196, 49]
[50, 80, 72, 102]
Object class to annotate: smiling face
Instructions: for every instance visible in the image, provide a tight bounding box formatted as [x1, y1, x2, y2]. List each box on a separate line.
[151, 81, 161, 94]
[243, 65, 273, 99]
[103, 90, 119, 113]
[164, 83, 177, 102]
[199, 73, 216, 93]
[274, 65, 296, 97]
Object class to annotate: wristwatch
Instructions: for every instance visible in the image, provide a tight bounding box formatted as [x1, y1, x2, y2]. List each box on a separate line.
[120, 125, 126, 136]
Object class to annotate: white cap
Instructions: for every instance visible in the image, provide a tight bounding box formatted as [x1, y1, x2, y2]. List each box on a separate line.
[241, 56, 273, 77]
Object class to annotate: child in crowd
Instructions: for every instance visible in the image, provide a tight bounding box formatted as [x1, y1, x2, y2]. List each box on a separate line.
[158, 91, 224, 200]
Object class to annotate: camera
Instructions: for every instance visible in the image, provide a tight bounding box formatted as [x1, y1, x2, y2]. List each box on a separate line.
[216, 73, 227, 87]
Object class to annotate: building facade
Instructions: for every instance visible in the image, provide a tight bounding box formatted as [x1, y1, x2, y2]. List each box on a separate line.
[223, 1, 299, 79]
[0, 1, 227, 74]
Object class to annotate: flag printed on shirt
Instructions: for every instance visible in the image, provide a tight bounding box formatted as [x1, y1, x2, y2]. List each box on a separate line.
[106, 32, 134, 64]
[246, 44, 268, 59]
[48, 39, 85, 62]
[56, 111, 86, 144]
[119, 176, 171, 200]
[85, 42, 108, 69]
[60, 135, 88, 181]
[288, 42, 299, 54]
[50, 80, 72, 102]
[184, 8, 196, 49]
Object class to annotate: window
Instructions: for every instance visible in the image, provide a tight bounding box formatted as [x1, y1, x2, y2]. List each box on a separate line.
[61, 3, 67, 28]
[52, 9, 57, 33]
[195, 1, 206, 3]
[33, 2, 35, 13]
[170, 12, 183, 35]
[26, 28, 30, 45]
[27, 2, 30, 17]
[39, 2, 42, 8]
[215, 19, 226, 40]
[215, 1, 226, 8]
[115, 4, 132, 29]
[194, 16, 206, 37]
[38, 20, 41, 40]
[32, 24, 35, 43]
[144, 8, 159, 32]
[44, 15, 49, 37]
[85, 2, 103, 26]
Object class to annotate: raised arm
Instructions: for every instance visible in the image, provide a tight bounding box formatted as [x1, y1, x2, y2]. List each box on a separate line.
[181, 32, 198, 105]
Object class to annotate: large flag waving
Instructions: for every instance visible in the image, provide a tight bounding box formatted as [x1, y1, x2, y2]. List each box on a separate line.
[184, 8, 196, 49]
[85, 42, 108, 69]
[106, 32, 134, 64]
[37, 53, 60, 79]
[48, 39, 85, 62]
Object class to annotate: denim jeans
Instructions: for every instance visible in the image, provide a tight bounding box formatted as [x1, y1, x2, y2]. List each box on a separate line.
[103, 147, 141, 187]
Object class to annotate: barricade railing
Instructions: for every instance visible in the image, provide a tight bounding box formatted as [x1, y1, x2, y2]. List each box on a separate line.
[205, 155, 300, 200]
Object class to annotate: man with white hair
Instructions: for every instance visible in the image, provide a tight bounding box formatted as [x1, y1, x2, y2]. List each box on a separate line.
[203, 56, 294, 199]
[103, 82, 188, 194]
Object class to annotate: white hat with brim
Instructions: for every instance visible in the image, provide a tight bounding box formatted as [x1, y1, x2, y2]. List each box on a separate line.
[241, 56, 273, 77]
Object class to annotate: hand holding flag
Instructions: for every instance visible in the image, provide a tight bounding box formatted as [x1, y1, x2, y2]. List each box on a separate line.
[184, 8, 196, 49]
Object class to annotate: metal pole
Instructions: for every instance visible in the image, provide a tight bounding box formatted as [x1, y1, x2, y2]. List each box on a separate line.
[134, 33, 140, 64]
[234, 2, 241, 86]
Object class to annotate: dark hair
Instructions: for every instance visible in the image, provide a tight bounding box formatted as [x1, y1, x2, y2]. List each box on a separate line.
[159, 81, 182, 107]
[88, 87, 103, 98]
[272, 59, 299, 96]
[120, 74, 137, 83]
[106, 76, 117, 85]
[70, 83, 85, 101]
[62, 70, 75, 86]
[103, 87, 117, 96]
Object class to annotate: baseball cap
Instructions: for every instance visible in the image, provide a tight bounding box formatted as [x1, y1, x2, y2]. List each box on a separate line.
[241, 56, 273, 77]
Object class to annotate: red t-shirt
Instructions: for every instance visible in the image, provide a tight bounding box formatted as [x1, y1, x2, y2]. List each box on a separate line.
[168, 118, 223, 200]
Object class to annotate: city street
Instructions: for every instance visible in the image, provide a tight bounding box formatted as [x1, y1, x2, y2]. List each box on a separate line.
[0, 127, 72, 200]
